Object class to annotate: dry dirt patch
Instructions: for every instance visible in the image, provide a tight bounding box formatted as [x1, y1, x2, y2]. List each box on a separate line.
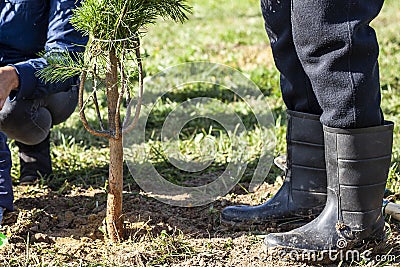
[1, 182, 399, 266]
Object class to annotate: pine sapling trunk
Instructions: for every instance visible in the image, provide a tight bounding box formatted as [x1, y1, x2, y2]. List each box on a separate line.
[106, 48, 124, 241]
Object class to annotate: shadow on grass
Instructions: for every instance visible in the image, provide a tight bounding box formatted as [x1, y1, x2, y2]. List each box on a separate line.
[47, 154, 282, 191]
[52, 80, 286, 149]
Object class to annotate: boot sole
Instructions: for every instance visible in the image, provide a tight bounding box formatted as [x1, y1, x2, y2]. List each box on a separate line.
[19, 177, 40, 186]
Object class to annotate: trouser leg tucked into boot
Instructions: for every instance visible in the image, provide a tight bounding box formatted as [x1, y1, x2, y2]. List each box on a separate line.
[16, 134, 52, 185]
[221, 110, 327, 228]
[264, 122, 393, 261]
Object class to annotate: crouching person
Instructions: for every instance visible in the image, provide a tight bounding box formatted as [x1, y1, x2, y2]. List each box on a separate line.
[0, 0, 88, 184]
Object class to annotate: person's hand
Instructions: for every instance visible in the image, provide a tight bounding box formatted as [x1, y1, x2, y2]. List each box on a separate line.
[0, 66, 19, 110]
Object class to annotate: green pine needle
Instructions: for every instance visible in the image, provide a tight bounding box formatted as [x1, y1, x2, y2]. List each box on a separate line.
[37, 0, 192, 84]
[37, 51, 86, 83]
[71, 0, 192, 42]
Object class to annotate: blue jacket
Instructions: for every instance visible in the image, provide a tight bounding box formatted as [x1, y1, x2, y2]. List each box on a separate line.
[0, 0, 87, 211]
[0, 0, 88, 100]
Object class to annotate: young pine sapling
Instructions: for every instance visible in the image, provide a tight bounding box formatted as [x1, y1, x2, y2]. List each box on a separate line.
[38, 0, 191, 242]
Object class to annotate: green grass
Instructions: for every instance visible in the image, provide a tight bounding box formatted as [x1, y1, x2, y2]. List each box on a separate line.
[5, 0, 400, 266]
[9, 0, 399, 204]
[18, 0, 396, 193]
[377, 0, 400, 195]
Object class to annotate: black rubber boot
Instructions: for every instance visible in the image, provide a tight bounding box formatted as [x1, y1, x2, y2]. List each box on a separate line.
[221, 110, 327, 228]
[264, 122, 394, 262]
[16, 134, 52, 185]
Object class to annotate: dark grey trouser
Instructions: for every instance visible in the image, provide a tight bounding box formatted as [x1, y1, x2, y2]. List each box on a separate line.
[0, 86, 78, 145]
[0, 132, 13, 211]
[261, 0, 384, 128]
[0, 87, 77, 211]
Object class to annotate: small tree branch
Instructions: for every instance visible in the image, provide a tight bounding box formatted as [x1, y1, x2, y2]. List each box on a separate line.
[92, 65, 106, 131]
[120, 51, 129, 105]
[114, 49, 126, 139]
[122, 39, 143, 134]
[125, 72, 131, 108]
[79, 71, 112, 138]
[92, 91, 105, 131]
